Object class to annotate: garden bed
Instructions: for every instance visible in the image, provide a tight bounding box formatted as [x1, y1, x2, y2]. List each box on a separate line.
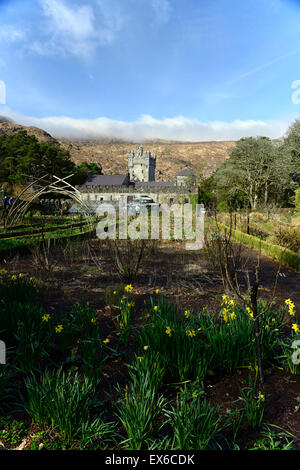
[0, 239, 299, 451]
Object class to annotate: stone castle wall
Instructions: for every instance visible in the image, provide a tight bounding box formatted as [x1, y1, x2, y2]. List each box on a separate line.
[78, 184, 198, 205]
[128, 147, 156, 182]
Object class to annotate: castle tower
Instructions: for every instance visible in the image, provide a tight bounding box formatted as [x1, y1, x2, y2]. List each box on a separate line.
[128, 145, 156, 182]
[176, 167, 196, 187]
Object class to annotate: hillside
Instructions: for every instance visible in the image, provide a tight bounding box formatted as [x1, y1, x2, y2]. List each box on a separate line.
[0, 118, 235, 181]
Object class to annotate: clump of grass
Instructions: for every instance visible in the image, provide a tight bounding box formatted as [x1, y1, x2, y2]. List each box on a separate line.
[249, 425, 295, 450]
[139, 297, 209, 382]
[238, 374, 265, 429]
[164, 383, 223, 450]
[115, 376, 165, 450]
[24, 368, 98, 441]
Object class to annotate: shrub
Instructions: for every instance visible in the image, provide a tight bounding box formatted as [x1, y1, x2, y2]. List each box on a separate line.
[217, 222, 300, 271]
[271, 225, 300, 254]
[295, 187, 300, 212]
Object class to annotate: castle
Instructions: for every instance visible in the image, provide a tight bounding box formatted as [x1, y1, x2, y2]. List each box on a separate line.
[77, 145, 198, 211]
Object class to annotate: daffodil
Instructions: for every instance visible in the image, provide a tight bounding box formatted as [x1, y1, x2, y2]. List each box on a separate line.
[230, 312, 236, 320]
[125, 284, 133, 293]
[222, 308, 229, 323]
[155, 289, 160, 294]
[186, 329, 196, 337]
[143, 345, 149, 350]
[55, 324, 63, 333]
[91, 317, 96, 324]
[165, 326, 172, 336]
[153, 305, 158, 312]
[285, 299, 296, 316]
[11, 275, 17, 281]
[246, 307, 254, 318]
[103, 338, 110, 344]
[184, 309, 191, 319]
[42, 314, 51, 322]
[258, 392, 265, 401]
[292, 324, 300, 334]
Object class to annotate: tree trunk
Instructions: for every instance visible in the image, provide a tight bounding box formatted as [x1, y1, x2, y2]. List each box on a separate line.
[264, 183, 268, 205]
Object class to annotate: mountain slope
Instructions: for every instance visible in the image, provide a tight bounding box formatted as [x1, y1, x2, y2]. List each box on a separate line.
[0, 119, 235, 180]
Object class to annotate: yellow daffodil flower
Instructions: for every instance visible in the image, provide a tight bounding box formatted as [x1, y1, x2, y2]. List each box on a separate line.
[165, 326, 172, 336]
[42, 314, 51, 322]
[184, 309, 191, 319]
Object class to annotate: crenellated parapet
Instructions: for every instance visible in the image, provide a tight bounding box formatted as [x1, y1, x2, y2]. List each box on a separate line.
[128, 145, 156, 182]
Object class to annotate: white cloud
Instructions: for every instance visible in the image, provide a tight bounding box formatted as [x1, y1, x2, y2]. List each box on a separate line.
[26, 0, 124, 58]
[2, 108, 291, 141]
[0, 24, 26, 43]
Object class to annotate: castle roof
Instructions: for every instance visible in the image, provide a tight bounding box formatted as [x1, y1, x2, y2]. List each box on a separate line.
[82, 174, 128, 186]
[135, 181, 174, 187]
[176, 167, 195, 177]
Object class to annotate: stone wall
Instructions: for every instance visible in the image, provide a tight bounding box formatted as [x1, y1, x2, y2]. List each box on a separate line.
[128, 146, 156, 182]
[78, 184, 199, 205]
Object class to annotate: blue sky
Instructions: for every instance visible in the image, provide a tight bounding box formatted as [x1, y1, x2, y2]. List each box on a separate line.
[0, 0, 300, 140]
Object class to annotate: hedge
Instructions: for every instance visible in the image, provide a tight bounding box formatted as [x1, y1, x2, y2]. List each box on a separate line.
[0, 226, 95, 258]
[217, 223, 300, 272]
